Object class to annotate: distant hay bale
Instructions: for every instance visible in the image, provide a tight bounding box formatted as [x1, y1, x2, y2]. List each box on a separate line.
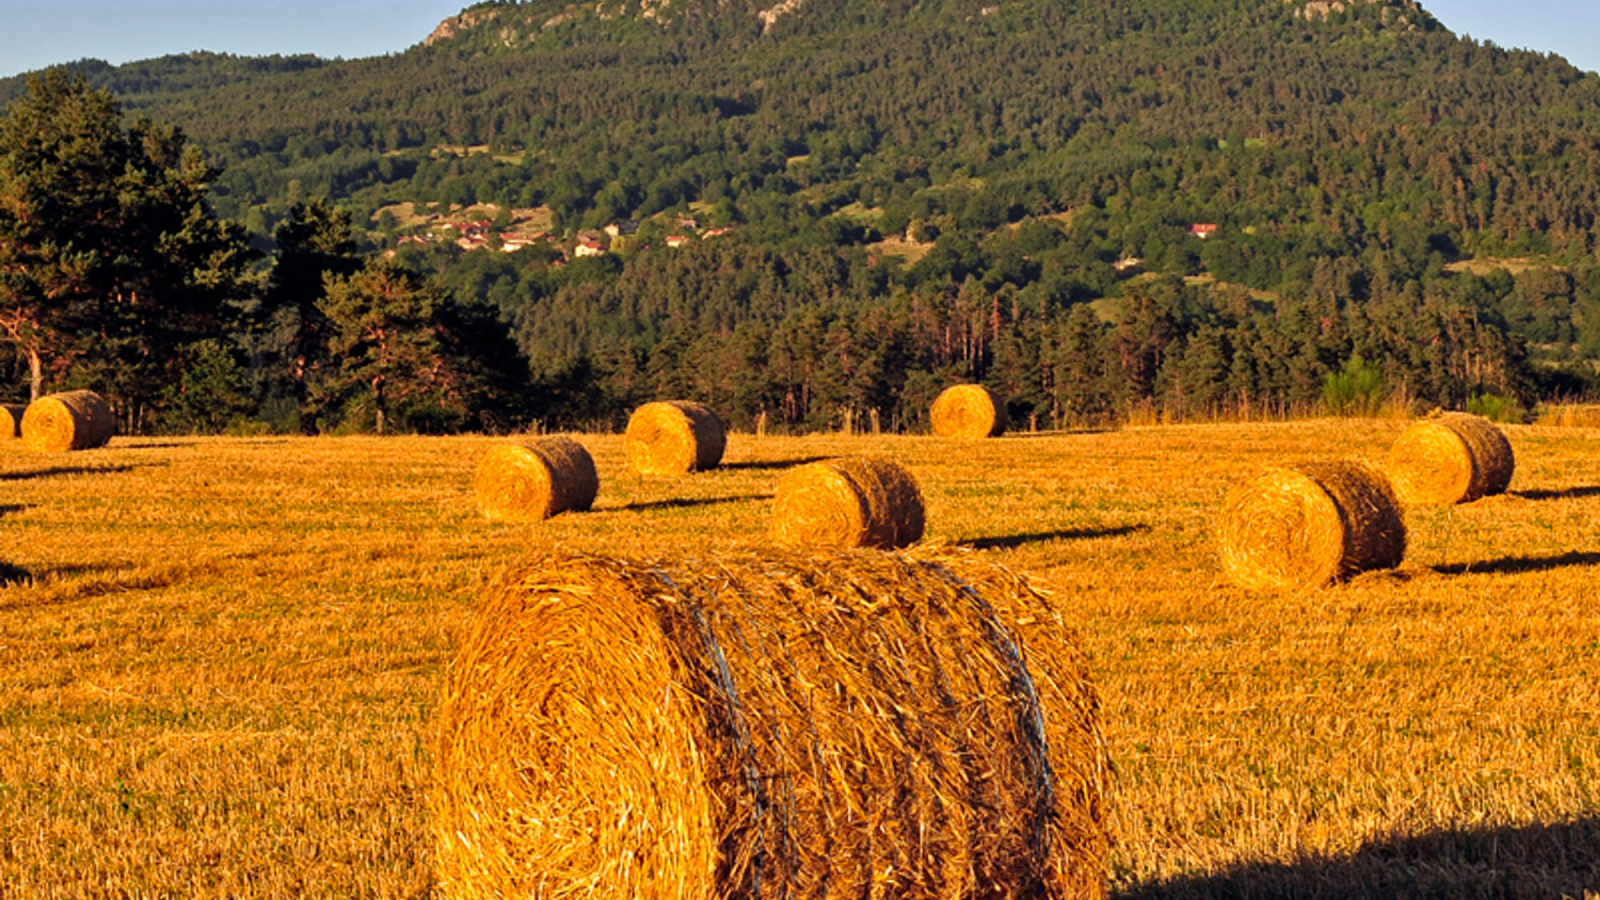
[771, 456, 926, 549]
[930, 383, 1008, 438]
[1217, 460, 1407, 591]
[624, 400, 726, 475]
[432, 549, 1107, 900]
[0, 404, 24, 438]
[21, 391, 115, 452]
[473, 436, 599, 522]
[1388, 413, 1515, 505]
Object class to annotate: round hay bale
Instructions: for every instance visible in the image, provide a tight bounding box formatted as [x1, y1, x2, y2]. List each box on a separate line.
[624, 400, 726, 476]
[771, 456, 925, 549]
[433, 549, 1106, 900]
[0, 404, 25, 438]
[474, 436, 599, 522]
[1217, 460, 1406, 591]
[1388, 413, 1514, 505]
[21, 391, 115, 452]
[930, 383, 1008, 439]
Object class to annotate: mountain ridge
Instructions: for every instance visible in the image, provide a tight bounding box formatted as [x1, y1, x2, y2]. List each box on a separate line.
[5, 0, 1600, 430]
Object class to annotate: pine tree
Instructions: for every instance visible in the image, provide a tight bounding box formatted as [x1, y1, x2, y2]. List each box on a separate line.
[0, 69, 250, 416]
[263, 198, 361, 431]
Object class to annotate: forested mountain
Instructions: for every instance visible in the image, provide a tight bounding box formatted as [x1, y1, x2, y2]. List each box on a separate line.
[3, 0, 1599, 433]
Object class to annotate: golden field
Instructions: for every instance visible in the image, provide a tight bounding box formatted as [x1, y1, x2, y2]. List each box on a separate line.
[0, 419, 1597, 898]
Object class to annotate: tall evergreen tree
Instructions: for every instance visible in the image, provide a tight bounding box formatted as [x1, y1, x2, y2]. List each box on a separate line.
[262, 198, 362, 431]
[0, 69, 250, 419]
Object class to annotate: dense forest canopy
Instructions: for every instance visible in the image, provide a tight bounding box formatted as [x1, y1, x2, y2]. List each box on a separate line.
[2, 0, 1599, 433]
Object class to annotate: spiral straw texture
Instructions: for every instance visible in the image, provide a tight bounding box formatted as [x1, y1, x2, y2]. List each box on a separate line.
[433, 548, 1107, 900]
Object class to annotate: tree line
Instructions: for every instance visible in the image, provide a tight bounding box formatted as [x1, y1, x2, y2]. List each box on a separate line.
[0, 72, 525, 435]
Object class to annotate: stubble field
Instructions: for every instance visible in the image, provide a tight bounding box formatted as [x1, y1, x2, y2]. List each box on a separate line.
[0, 419, 1596, 898]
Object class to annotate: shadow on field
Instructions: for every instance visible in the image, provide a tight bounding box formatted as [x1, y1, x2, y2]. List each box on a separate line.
[995, 428, 1114, 439]
[1516, 485, 1600, 501]
[0, 504, 32, 518]
[963, 524, 1148, 551]
[1117, 817, 1600, 900]
[1436, 550, 1600, 576]
[605, 493, 773, 512]
[0, 463, 151, 482]
[117, 441, 191, 450]
[0, 561, 189, 610]
[0, 562, 31, 585]
[720, 457, 826, 471]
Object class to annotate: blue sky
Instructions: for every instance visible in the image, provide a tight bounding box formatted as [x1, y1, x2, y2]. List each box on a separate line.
[1, 0, 1597, 79]
[0, 0, 461, 78]
[1425, 0, 1599, 73]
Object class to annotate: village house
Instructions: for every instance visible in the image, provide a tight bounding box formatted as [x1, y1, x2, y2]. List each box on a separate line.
[499, 231, 549, 252]
[603, 219, 640, 238]
[573, 237, 607, 257]
[665, 234, 692, 248]
[1188, 223, 1219, 239]
[446, 219, 495, 239]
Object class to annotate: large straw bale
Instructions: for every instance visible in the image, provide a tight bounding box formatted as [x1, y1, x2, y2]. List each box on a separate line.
[433, 549, 1107, 900]
[1388, 413, 1515, 505]
[21, 390, 115, 452]
[0, 404, 24, 438]
[625, 400, 726, 475]
[931, 383, 1008, 439]
[907, 544, 1108, 831]
[1217, 460, 1406, 591]
[771, 456, 925, 549]
[474, 436, 599, 522]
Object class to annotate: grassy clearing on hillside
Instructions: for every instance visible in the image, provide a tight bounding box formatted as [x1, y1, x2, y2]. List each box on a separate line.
[369, 202, 554, 232]
[1443, 257, 1564, 277]
[866, 234, 933, 263]
[1, 421, 1597, 897]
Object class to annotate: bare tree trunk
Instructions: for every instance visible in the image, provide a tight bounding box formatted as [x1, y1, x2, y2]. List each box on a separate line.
[28, 348, 42, 401]
[373, 377, 386, 436]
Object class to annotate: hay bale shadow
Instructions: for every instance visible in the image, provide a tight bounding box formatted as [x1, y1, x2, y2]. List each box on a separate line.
[1346, 566, 1439, 586]
[963, 524, 1148, 551]
[1435, 551, 1600, 576]
[995, 427, 1116, 438]
[0, 561, 187, 610]
[1515, 486, 1600, 501]
[719, 456, 827, 471]
[602, 493, 772, 512]
[0, 464, 150, 482]
[0, 562, 31, 586]
[0, 504, 32, 518]
[1117, 817, 1600, 900]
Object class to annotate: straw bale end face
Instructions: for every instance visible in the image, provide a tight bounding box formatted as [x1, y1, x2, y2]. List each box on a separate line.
[930, 384, 1008, 439]
[21, 391, 115, 452]
[771, 456, 926, 549]
[433, 549, 1108, 900]
[1388, 413, 1515, 505]
[0, 404, 24, 439]
[474, 436, 599, 522]
[1217, 460, 1406, 591]
[625, 401, 726, 476]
